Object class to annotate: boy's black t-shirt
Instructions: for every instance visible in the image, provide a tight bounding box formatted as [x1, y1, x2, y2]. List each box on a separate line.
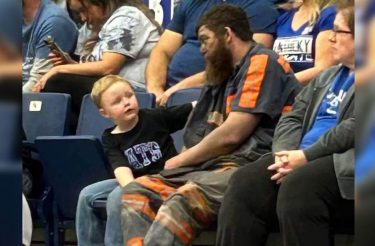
[102, 103, 193, 177]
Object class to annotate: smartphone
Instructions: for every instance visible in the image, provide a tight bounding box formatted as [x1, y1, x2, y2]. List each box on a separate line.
[43, 35, 71, 61]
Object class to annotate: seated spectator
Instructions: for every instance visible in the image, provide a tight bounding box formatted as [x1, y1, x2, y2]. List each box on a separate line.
[76, 75, 194, 246]
[217, 2, 354, 245]
[146, 0, 279, 106]
[120, 5, 300, 245]
[273, 0, 338, 85]
[33, 0, 162, 130]
[22, 0, 78, 92]
[355, 0, 375, 85]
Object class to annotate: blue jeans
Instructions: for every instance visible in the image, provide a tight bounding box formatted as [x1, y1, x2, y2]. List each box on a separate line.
[76, 179, 123, 246]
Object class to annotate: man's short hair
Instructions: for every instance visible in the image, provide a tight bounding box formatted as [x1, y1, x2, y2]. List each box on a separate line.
[91, 74, 132, 108]
[196, 4, 253, 42]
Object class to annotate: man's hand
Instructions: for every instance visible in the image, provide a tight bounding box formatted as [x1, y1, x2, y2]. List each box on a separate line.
[156, 86, 177, 107]
[268, 150, 307, 183]
[149, 87, 165, 103]
[164, 155, 185, 170]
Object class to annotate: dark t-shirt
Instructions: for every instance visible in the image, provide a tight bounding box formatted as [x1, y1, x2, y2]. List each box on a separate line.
[102, 104, 192, 177]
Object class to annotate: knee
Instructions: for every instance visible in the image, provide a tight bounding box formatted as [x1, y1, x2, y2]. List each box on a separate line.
[107, 187, 123, 213]
[224, 167, 257, 201]
[276, 173, 316, 220]
[77, 186, 93, 206]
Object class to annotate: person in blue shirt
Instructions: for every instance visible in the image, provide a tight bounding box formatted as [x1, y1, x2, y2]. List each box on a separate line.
[146, 0, 279, 106]
[273, 0, 338, 85]
[356, 0, 375, 84]
[22, 0, 78, 92]
[217, 2, 354, 245]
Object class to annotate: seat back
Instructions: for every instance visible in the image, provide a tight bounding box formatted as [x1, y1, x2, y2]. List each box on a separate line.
[76, 92, 156, 138]
[35, 136, 112, 219]
[0, 103, 19, 160]
[22, 93, 71, 143]
[166, 88, 202, 152]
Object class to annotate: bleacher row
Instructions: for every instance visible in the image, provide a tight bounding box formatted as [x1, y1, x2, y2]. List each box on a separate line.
[22, 89, 201, 245]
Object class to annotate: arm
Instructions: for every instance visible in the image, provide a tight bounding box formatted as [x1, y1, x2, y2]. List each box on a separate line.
[145, 30, 183, 98]
[114, 167, 134, 187]
[24, 15, 77, 91]
[34, 52, 126, 91]
[295, 30, 337, 85]
[102, 131, 135, 187]
[165, 112, 261, 169]
[269, 117, 355, 182]
[253, 33, 275, 49]
[162, 103, 194, 133]
[157, 71, 205, 106]
[272, 82, 313, 152]
[303, 117, 355, 161]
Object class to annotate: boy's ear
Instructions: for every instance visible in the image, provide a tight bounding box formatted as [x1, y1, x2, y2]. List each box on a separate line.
[99, 108, 110, 118]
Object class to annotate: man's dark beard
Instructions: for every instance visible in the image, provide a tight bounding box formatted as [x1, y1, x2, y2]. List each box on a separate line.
[205, 38, 234, 86]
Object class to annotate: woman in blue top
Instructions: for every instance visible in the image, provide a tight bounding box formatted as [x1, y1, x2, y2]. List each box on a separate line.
[273, 0, 338, 84]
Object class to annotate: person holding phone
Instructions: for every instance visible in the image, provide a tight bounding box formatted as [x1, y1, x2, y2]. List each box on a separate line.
[33, 0, 162, 131]
[22, 0, 78, 92]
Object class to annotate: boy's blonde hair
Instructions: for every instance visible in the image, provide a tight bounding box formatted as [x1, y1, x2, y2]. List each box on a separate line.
[91, 74, 133, 108]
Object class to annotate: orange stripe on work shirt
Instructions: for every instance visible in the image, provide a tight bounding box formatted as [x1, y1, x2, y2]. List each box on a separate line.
[277, 55, 291, 73]
[226, 94, 235, 114]
[126, 237, 144, 246]
[239, 54, 269, 108]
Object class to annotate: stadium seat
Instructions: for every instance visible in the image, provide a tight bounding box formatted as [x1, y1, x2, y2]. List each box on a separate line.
[22, 93, 71, 143]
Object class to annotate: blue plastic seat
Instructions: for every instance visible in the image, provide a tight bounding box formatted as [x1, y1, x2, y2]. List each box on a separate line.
[22, 93, 71, 143]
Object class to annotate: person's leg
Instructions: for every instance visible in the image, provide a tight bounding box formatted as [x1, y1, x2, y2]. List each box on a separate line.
[277, 156, 353, 246]
[216, 154, 279, 246]
[75, 179, 119, 246]
[104, 185, 125, 246]
[143, 163, 239, 246]
[43, 73, 100, 131]
[121, 176, 177, 245]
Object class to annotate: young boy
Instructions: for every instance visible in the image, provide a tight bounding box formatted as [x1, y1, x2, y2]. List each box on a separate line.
[76, 75, 194, 246]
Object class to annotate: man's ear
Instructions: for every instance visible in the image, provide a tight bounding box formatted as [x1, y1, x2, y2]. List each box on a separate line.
[99, 108, 110, 118]
[224, 27, 233, 43]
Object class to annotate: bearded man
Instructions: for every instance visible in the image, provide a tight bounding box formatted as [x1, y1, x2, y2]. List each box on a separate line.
[120, 4, 301, 246]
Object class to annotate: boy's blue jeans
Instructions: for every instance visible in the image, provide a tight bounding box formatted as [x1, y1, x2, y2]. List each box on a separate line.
[76, 179, 123, 246]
